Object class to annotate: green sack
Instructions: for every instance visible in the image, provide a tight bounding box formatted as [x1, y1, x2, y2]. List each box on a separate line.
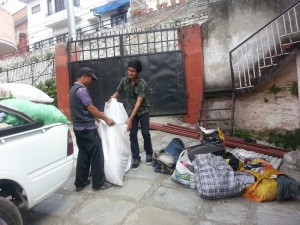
[0, 99, 68, 126]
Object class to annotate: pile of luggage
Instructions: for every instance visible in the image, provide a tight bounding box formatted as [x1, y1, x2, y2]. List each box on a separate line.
[152, 128, 300, 202]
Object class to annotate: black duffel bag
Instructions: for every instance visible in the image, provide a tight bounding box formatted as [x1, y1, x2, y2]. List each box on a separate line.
[187, 142, 225, 161]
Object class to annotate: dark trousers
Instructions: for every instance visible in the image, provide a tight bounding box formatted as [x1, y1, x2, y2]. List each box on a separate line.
[74, 128, 105, 188]
[130, 112, 153, 160]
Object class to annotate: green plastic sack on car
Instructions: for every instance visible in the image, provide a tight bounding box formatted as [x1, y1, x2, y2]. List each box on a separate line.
[0, 99, 68, 126]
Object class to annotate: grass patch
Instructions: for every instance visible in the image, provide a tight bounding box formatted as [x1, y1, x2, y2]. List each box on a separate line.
[267, 129, 300, 150]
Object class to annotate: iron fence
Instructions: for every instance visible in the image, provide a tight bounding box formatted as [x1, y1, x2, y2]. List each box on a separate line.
[0, 58, 55, 86]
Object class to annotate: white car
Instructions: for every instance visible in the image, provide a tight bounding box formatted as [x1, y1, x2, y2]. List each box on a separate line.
[0, 104, 74, 225]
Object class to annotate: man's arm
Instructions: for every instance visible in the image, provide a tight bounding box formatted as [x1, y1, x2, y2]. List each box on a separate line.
[86, 104, 114, 126]
[126, 96, 143, 130]
[111, 91, 121, 99]
[112, 78, 124, 99]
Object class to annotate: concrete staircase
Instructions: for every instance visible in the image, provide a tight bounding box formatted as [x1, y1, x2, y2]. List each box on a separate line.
[229, 1, 300, 93]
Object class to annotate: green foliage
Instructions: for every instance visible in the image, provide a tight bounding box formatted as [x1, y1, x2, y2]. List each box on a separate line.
[36, 78, 57, 106]
[45, 52, 54, 60]
[268, 84, 282, 95]
[233, 129, 253, 139]
[290, 81, 298, 96]
[267, 129, 300, 150]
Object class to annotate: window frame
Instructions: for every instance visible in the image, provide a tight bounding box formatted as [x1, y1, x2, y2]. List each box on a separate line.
[31, 4, 41, 14]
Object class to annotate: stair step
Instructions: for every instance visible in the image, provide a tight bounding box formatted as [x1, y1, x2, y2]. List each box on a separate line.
[199, 89, 235, 136]
[200, 108, 233, 111]
[281, 41, 300, 47]
[202, 97, 232, 101]
[198, 118, 232, 121]
[259, 64, 278, 69]
[271, 52, 289, 58]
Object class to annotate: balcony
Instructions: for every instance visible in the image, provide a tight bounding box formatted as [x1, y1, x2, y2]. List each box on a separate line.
[44, 5, 82, 28]
[0, 8, 17, 57]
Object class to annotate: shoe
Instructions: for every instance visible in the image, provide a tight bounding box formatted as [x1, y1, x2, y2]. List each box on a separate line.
[92, 181, 113, 191]
[75, 179, 91, 192]
[146, 154, 153, 165]
[132, 158, 140, 170]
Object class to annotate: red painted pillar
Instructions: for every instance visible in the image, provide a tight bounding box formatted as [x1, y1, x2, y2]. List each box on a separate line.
[181, 24, 204, 125]
[18, 33, 27, 53]
[55, 43, 71, 120]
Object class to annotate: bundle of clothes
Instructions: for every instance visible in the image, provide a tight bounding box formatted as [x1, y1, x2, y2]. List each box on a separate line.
[152, 128, 300, 202]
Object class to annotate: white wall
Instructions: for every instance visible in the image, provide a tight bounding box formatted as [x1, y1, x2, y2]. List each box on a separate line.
[235, 57, 300, 132]
[26, 0, 53, 44]
[202, 0, 299, 91]
[0, 0, 26, 14]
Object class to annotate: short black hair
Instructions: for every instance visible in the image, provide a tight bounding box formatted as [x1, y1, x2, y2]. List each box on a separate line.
[128, 60, 142, 73]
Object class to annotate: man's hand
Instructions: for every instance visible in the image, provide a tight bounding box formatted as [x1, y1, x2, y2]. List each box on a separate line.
[111, 92, 120, 99]
[105, 117, 115, 126]
[126, 118, 132, 131]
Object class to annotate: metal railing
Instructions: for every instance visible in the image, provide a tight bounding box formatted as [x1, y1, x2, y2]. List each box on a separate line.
[0, 35, 69, 60]
[0, 58, 55, 86]
[68, 27, 181, 61]
[229, 1, 300, 91]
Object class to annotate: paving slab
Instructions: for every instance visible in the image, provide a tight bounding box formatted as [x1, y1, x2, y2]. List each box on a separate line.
[123, 205, 198, 225]
[20, 116, 300, 225]
[143, 184, 202, 215]
[65, 197, 136, 225]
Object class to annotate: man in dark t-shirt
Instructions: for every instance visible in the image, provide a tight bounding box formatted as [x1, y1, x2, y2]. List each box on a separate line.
[112, 60, 153, 170]
[70, 67, 114, 192]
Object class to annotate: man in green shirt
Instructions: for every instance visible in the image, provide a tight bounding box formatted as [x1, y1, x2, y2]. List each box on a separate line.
[112, 59, 153, 170]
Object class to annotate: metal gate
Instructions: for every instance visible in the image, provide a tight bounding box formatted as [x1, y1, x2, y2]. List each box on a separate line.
[68, 27, 187, 115]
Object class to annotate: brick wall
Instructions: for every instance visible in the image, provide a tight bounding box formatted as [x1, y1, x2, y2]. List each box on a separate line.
[13, 7, 28, 48]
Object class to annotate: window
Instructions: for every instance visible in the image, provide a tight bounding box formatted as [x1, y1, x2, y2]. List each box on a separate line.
[110, 11, 127, 27]
[73, 0, 80, 7]
[31, 4, 41, 14]
[47, 0, 52, 15]
[55, 0, 65, 12]
[47, 0, 80, 14]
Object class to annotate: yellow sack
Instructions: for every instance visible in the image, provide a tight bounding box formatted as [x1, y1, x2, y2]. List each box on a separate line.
[242, 159, 284, 202]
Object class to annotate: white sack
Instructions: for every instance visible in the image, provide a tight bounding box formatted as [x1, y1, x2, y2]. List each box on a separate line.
[99, 99, 131, 186]
[0, 83, 54, 103]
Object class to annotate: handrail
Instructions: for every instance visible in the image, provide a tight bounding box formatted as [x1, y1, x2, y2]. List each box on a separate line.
[229, 0, 300, 53]
[229, 1, 300, 91]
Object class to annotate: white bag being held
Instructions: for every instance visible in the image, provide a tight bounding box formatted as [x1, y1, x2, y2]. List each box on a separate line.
[99, 99, 131, 186]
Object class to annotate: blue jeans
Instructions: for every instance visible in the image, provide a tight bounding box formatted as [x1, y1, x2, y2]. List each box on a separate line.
[130, 112, 153, 160]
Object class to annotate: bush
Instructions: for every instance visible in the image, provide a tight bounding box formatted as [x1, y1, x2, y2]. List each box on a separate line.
[267, 129, 300, 150]
[36, 78, 57, 107]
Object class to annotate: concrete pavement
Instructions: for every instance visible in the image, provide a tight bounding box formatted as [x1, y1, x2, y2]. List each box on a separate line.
[21, 116, 300, 225]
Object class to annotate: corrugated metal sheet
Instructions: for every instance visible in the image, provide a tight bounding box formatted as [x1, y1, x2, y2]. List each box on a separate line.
[227, 147, 283, 170]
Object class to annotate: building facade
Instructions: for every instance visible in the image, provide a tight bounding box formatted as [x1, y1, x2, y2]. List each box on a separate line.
[0, 7, 17, 56]
[18, 0, 134, 46]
